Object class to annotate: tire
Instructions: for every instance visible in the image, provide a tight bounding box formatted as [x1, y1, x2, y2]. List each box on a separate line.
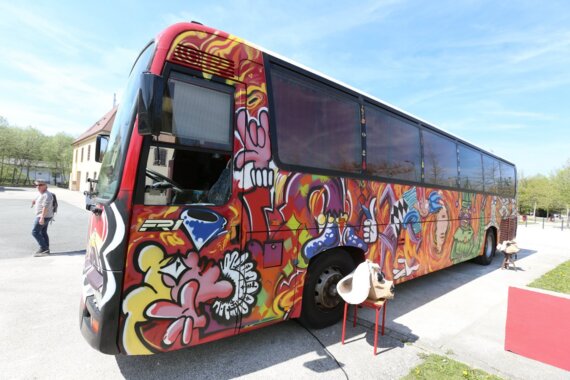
[298, 250, 356, 329]
[475, 230, 496, 265]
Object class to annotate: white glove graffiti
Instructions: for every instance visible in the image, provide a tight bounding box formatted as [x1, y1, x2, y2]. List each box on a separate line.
[362, 197, 378, 244]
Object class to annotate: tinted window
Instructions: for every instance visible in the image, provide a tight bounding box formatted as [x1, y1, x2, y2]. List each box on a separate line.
[482, 155, 499, 193]
[499, 162, 516, 197]
[423, 130, 458, 187]
[165, 74, 233, 150]
[458, 144, 483, 191]
[271, 66, 361, 173]
[366, 106, 421, 182]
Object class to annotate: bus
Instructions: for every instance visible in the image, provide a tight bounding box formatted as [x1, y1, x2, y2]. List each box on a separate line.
[79, 22, 517, 355]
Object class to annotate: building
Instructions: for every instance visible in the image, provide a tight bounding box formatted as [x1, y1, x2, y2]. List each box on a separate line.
[70, 106, 117, 192]
[25, 161, 63, 185]
[1, 158, 62, 186]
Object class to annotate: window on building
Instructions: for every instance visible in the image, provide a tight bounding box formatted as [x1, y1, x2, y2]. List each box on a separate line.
[366, 105, 421, 182]
[87, 145, 91, 161]
[271, 65, 361, 173]
[423, 130, 458, 187]
[93, 171, 97, 180]
[81, 147, 84, 162]
[86, 172, 89, 182]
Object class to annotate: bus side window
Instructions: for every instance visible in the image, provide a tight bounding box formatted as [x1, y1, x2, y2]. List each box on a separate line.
[143, 146, 231, 206]
[170, 149, 231, 204]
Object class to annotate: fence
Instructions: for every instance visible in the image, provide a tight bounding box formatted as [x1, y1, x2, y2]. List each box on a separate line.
[520, 215, 570, 231]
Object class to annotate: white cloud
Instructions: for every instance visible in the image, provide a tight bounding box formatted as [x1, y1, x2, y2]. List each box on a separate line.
[0, 5, 139, 136]
[0, 100, 83, 136]
[1, 50, 116, 130]
[485, 110, 557, 121]
[402, 87, 458, 107]
[0, 3, 102, 56]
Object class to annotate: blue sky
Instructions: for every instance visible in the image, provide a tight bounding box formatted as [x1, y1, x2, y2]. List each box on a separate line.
[0, 1, 568, 176]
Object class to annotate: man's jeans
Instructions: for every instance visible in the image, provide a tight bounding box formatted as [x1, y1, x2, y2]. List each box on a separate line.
[32, 216, 51, 250]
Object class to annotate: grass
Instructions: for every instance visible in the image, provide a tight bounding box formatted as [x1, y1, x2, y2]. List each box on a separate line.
[528, 260, 570, 295]
[402, 354, 503, 380]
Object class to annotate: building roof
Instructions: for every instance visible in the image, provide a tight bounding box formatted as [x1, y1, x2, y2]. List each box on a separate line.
[73, 106, 117, 145]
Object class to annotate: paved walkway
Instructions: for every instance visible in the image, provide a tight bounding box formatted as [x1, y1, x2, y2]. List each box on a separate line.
[0, 185, 86, 209]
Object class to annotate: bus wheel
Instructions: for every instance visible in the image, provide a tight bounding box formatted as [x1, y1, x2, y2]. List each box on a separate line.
[475, 230, 496, 265]
[299, 250, 356, 329]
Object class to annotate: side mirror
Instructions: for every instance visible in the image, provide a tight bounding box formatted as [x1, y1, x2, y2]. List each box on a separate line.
[95, 134, 109, 163]
[137, 72, 164, 136]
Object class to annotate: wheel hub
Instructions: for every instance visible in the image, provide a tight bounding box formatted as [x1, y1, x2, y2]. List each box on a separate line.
[314, 267, 343, 310]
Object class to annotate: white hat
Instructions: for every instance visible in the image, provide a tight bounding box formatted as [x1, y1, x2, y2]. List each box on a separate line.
[505, 242, 520, 254]
[336, 261, 371, 305]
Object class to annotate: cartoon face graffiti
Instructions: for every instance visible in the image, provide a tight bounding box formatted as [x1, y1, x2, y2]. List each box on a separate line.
[434, 206, 450, 254]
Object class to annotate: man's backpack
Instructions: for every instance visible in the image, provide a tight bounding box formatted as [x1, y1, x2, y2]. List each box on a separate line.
[49, 191, 58, 214]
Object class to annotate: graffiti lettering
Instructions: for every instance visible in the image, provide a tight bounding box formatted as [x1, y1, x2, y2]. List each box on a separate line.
[139, 219, 183, 232]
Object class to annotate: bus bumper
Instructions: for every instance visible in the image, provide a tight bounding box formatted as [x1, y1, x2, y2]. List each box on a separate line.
[79, 271, 123, 355]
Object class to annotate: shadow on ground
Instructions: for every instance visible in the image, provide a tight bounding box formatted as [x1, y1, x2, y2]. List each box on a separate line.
[0, 186, 26, 192]
[48, 250, 86, 256]
[385, 249, 537, 321]
[115, 321, 340, 378]
[115, 316, 414, 379]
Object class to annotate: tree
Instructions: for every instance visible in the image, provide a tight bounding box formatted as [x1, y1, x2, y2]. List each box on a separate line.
[518, 159, 570, 219]
[553, 160, 570, 218]
[44, 132, 74, 184]
[1, 125, 26, 184]
[11, 127, 46, 185]
[0, 116, 75, 186]
[0, 124, 10, 181]
[517, 172, 532, 214]
[518, 174, 552, 217]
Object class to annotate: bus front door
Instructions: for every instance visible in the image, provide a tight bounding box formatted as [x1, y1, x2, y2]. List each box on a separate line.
[119, 81, 249, 354]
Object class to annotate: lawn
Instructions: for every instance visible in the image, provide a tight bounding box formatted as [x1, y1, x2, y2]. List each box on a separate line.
[402, 354, 503, 380]
[528, 260, 570, 294]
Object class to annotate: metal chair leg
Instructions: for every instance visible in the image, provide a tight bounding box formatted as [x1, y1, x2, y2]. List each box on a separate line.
[341, 302, 348, 345]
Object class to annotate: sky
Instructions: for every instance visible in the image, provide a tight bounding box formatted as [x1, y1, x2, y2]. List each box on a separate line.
[0, 0, 569, 177]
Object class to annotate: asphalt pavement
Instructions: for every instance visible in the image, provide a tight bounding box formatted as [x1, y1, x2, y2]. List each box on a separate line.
[0, 186, 568, 379]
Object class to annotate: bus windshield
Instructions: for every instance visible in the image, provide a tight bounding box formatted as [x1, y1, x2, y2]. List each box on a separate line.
[96, 42, 156, 201]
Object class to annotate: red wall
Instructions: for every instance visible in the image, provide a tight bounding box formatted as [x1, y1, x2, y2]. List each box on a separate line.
[505, 286, 570, 371]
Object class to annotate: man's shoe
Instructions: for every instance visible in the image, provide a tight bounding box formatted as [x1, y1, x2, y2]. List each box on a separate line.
[34, 249, 50, 257]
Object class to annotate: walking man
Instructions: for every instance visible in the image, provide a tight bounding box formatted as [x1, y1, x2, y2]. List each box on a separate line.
[31, 179, 54, 257]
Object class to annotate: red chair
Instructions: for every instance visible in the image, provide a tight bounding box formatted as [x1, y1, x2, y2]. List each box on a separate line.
[341, 298, 387, 355]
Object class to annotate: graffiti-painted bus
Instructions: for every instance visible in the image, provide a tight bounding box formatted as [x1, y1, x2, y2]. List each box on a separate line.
[79, 22, 517, 355]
